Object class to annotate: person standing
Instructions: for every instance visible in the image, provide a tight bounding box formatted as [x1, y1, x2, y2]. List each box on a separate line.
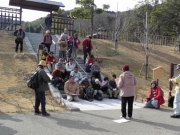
[60, 28, 69, 43]
[118, 65, 137, 119]
[58, 35, 67, 58]
[14, 25, 25, 53]
[42, 30, 52, 53]
[45, 14, 52, 30]
[72, 33, 80, 58]
[34, 60, 51, 116]
[169, 64, 180, 118]
[82, 36, 93, 64]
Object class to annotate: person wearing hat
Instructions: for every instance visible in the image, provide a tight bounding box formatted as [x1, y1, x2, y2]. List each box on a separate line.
[91, 60, 102, 81]
[65, 58, 76, 78]
[51, 64, 64, 88]
[42, 30, 52, 53]
[92, 79, 103, 101]
[82, 36, 93, 64]
[55, 58, 66, 78]
[79, 77, 94, 102]
[118, 64, 137, 119]
[144, 80, 165, 109]
[169, 64, 180, 118]
[64, 76, 80, 102]
[70, 66, 83, 83]
[107, 75, 120, 99]
[34, 60, 51, 116]
[58, 35, 67, 59]
[67, 36, 74, 56]
[72, 33, 81, 58]
[60, 28, 69, 43]
[46, 51, 56, 73]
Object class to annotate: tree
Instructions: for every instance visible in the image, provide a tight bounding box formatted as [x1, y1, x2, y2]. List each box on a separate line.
[70, 0, 109, 35]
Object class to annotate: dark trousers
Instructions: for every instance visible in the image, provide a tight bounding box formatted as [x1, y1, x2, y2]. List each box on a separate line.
[121, 96, 134, 118]
[83, 49, 91, 63]
[34, 91, 46, 114]
[15, 40, 23, 52]
[44, 43, 51, 52]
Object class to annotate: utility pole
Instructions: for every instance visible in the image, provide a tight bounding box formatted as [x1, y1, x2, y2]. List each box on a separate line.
[145, 11, 148, 79]
[114, 1, 118, 50]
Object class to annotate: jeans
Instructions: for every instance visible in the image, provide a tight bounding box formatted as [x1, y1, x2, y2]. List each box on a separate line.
[15, 40, 23, 52]
[34, 91, 46, 114]
[51, 78, 62, 87]
[145, 99, 158, 108]
[59, 51, 66, 58]
[71, 47, 77, 58]
[173, 90, 180, 115]
[121, 96, 134, 118]
[47, 63, 55, 73]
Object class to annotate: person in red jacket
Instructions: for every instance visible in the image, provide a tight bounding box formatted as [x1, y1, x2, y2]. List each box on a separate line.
[82, 36, 93, 64]
[144, 80, 165, 109]
[46, 51, 56, 73]
[42, 30, 52, 53]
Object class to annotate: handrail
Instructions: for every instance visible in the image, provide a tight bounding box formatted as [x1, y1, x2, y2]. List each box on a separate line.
[40, 23, 45, 30]
[0, 23, 14, 34]
[55, 34, 88, 77]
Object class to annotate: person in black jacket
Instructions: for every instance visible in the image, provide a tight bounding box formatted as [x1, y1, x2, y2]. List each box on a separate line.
[14, 25, 25, 53]
[35, 60, 51, 116]
[45, 14, 52, 30]
[108, 74, 120, 99]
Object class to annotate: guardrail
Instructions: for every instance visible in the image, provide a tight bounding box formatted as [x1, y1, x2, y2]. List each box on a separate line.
[55, 34, 88, 77]
[0, 23, 14, 34]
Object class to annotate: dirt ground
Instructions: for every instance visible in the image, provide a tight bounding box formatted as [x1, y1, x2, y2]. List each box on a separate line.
[0, 32, 66, 113]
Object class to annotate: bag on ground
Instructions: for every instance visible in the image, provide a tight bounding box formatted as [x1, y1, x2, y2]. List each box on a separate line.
[168, 96, 174, 108]
[27, 69, 39, 89]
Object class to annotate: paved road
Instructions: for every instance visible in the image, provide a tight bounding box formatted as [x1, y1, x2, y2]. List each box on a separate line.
[0, 107, 180, 135]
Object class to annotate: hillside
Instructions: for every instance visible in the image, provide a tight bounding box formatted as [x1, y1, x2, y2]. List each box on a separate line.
[0, 32, 66, 113]
[77, 38, 179, 105]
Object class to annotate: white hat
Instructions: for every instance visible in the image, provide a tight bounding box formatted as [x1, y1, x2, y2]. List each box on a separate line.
[64, 28, 67, 31]
[46, 30, 50, 33]
[95, 79, 99, 82]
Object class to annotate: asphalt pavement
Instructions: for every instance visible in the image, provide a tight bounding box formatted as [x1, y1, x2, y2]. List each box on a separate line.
[0, 107, 180, 135]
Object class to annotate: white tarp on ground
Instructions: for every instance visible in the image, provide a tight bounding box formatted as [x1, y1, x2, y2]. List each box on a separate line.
[66, 98, 144, 111]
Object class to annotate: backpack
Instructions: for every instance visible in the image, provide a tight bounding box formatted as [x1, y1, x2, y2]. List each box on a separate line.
[27, 69, 39, 89]
[168, 96, 174, 108]
[161, 89, 164, 97]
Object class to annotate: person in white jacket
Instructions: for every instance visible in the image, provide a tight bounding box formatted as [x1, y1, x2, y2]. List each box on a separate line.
[169, 64, 180, 118]
[65, 58, 76, 78]
[70, 66, 83, 82]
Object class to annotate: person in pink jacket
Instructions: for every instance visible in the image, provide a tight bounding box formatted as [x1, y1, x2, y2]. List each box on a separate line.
[118, 64, 137, 119]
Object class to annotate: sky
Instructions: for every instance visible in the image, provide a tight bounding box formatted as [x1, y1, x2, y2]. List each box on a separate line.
[1, 0, 138, 22]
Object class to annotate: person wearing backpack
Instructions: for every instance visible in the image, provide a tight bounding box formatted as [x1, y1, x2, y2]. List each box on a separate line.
[169, 64, 180, 118]
[14, 25, 25, 53]
[34, 60, 51, 116]
[144, 80, 165, 109]
[79, 77, 94, 102]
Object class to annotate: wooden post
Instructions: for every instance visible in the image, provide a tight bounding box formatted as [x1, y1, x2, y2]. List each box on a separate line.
[37, 44, 43, 64]
[169, 63, 174, 97]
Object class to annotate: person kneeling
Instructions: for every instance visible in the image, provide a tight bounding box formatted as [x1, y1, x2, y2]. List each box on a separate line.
[79, 77, 94, 102]
[92, 79, 103, 101]
[64, 76, 79, 102]
[144, 80, 165, 109]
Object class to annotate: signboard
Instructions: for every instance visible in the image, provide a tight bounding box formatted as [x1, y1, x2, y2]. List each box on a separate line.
[152, 66, 164, 80]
